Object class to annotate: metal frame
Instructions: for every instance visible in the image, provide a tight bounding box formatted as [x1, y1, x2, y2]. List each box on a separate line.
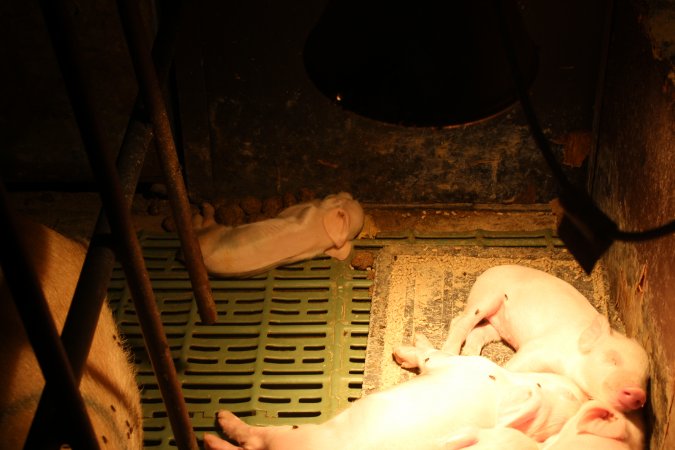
[0, 0, 215, 448]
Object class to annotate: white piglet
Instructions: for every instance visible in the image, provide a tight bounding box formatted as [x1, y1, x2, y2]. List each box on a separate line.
[442, 264, 649, 413]
[203, 334, 586, 450]
[394, 334, 587, 443]
[193, 192, 364, 277]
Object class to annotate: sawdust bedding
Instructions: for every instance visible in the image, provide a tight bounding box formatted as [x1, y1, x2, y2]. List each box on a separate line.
[362, 245, 617, 394]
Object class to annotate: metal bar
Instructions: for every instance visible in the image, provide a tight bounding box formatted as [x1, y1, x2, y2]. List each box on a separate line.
[0, 184, 100, 450]
[587, 0, 615, 196]
[117, 0, 217, 326]
[26, 110, 153, 450]
[175, 0, 215, 201]
[34, 1, 199, 449]
[35, 0, 182, 391]
[27, 0, 184, 444]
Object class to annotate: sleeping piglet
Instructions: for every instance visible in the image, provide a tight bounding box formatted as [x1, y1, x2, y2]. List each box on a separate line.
[193, 192, 364, 276]
[393, 334, 587, 443]
[202, 334, 586, 450]
[442, 264, 649, 415]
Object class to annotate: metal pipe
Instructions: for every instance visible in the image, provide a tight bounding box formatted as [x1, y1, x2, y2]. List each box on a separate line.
[35, 0, 198, 449]
[587, 0, 615, 196]
[0, 184, 100, 450]
[117, 0, 217, 326]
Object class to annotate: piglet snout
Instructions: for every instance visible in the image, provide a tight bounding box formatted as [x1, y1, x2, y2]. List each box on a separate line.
[618, 387, 646, 410]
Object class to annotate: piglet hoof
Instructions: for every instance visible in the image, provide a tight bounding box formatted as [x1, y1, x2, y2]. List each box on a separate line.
[201, 203, 217, 223]
[215, 410, 246, 433]
[393, 345, 421, 369]
[192, 203, 215, 230]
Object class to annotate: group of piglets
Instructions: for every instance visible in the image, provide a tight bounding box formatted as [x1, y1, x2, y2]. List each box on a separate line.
[203, 264, 650, 450]
[0, 195, 649, 449]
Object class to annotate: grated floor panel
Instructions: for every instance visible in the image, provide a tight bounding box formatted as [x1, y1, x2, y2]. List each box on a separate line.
[109, 232, 373, 448]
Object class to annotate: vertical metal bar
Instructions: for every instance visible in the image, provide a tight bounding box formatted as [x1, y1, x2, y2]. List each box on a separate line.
[35, 1, 199, 449]
[586, 0, 615, 197]
[175, 0, 215, 201]
[117, 0, 217, 326]
[0, 184, 100, 450]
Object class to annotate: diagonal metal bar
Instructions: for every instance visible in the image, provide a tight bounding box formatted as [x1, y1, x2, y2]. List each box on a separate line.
[117, 0, 217, 326]
[0, 184, 100, 450]
[34, 0, 198, 449]
[26, 1, 185, 443]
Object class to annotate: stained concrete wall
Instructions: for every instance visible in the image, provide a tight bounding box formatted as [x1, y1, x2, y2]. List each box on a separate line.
[175, 0, 599, 204]
[1, 0, 600, 204]
[593, 1, 675, 448]
[0, 0, 160, 187]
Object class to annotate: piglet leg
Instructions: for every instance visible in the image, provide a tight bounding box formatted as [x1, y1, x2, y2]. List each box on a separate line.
[462, 323, 501, 356]
[210, 410, 308, 450]
[211, 410, 270, 450]
[443, 294, 505, 354]
[193, 203, 217, 229]
[203, 433, 243, 450]
[393, 333, 438, 369]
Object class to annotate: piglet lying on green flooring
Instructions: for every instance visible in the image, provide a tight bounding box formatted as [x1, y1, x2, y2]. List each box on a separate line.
[193, 192, 364, 277]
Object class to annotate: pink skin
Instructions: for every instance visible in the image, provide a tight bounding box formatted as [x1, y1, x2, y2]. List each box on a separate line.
[542, 400, 635, 450]
[193, 192, 364, 277]
[442, 265, 649, 413]
[394, 334, 587, 443]
[203, 337, 583, 450]
[441, 427, 539, 449]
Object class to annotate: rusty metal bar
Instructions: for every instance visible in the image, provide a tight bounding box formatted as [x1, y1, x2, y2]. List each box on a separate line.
[30, 0, 182, 423]
[27, 0, 183, 444]
[0, 184, 100, 450]
[26, 112, 152, 450]
[34, 0, 199, 449]
[117, 0, 217, 326]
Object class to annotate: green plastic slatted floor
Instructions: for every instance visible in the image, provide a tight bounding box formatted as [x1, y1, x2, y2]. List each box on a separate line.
[109, 229, 563, 448]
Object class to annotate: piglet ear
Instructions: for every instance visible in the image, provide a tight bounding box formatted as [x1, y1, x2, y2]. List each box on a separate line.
[576, 402, 627, 440]
[578, 315, 611, 354]
[323, 207, 350, 249]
